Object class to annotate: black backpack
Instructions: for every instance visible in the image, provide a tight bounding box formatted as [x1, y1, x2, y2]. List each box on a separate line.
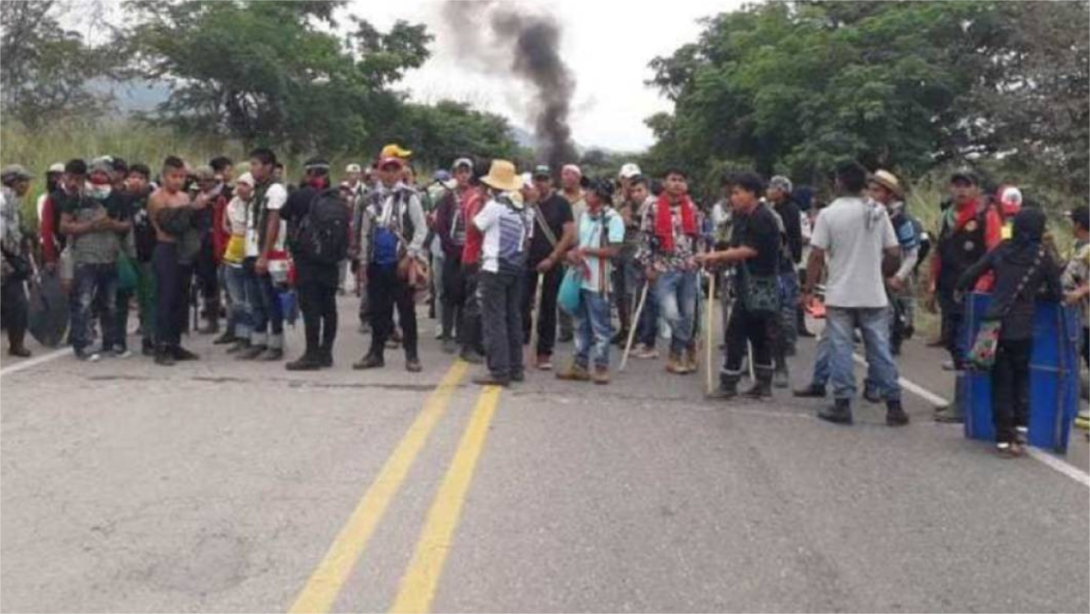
[293, 188, 350, 265]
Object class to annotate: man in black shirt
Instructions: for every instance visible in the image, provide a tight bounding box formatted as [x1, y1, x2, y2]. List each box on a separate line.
[523, 165, 575, 370]
[697, 172, 780, 399]
[768, 175, 803, 386]
[280, 158, 341, 370]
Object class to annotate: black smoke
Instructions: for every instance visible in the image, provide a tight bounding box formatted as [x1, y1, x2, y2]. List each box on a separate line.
[440, 1, 578, 170]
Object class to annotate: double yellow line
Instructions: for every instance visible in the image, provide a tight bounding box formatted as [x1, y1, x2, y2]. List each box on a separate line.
[289, 361, 503, 614]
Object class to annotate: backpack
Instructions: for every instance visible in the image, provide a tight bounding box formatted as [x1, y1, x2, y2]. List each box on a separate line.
[292, 188, 350, 265]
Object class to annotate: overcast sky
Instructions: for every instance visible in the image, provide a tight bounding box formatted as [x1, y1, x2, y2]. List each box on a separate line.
[354, 0, 741, 152]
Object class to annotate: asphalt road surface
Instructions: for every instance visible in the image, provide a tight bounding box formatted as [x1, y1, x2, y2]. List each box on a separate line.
[2, 295, 1088, 613]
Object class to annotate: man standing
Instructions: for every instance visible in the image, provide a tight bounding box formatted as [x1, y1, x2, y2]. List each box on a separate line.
[611, 163, 643, 345]
[767, 175, 803, 387]
[457, 161, 488, 364]
[629, 176, 661, 359]
[281, 158, 345, 370]
[523, 165, 575, 370]
[63, 159, 134, 361]
[1, 165, 34, 357]
[353, 156, 427, 372]
[802, 161, 908, 427]
[868, 170, 921, 357]
[238, 148, 289, 361]
[698, 173, 779, 399]
[637, 168, 701, 375]
[433, 158, 475, 354]
[124, 164, 158, 355]
[472, 160, 533, 386]
[147, 157, 206, 365]
[557, 163, 585, 343]
[556, 179, 624, 384]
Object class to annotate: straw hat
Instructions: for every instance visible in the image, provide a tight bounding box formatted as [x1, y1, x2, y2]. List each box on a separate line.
[480, 159, 522, 192]
[871, 169, 904, 198]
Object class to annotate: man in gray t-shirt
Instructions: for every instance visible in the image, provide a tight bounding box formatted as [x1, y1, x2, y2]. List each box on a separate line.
[801, 161, 907, 427]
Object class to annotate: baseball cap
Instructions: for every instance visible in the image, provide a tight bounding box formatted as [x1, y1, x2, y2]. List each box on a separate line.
[48, 162, 65, 174]
[434, 169, 452, 182]
[0, 164, 32, 183]
[950, 168, 978, 185]
[89, 158, 114, 176]
[769, 175, 793, 194]
[531, 165, 551, 179]
[619, 163, 642, 180]
[345, 163, 362, 174]
[452, 157, 474, 171]
[304, 157, 330, 172]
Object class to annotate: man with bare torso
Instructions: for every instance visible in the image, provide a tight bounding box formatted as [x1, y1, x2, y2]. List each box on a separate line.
[148, 156, 208, 366]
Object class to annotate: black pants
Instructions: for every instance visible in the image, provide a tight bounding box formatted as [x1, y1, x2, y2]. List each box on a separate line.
[521, 265, 561, 357]
[460, 263, 483, 355]
[610, 253, 632, 334]
[480, 270, 524, 379]
[992, 337, 1032, 444]
[195, 236, 220, 322]
[298, 280, 338, 358]
[939, 291, 964, 367]
[115, 288, 133, 351]
[1, 278, 28, 349]
[721, 306, 775, 387]
[153, 243, 190, 347]
[367, 263, 417, 360]
[441, 253, 466, 340]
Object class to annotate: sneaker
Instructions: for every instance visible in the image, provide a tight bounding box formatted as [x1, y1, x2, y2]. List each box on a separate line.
[226, 339, 250, 354]
[213, 332, 238, 345]
[260, 347, 284, 361]
[8, 346, 31, 358]
[109, 348, 133, 359]
[319, 350, 334, 368]
[772, 369, 790, 389]
[473, 373, 510, 387]
[75, 349, 101, 362]
[405, 358, 422, 373]
[442, 338, 458, 354]
[153, 349, 174, 366]
[818, 400, 853, 425]
[933, 406, 964, 424]
[172, 346, 200, 361]
[743, 379, 772, 400]
[353, 354, 384, 370]
[709, 384, 738, 400]
[886, 400, 910, 427]
[556, 362, 591, 382]
[536, 354, 553, 371]
[684, 348, 698, 373]
[591, 366, 610, 385]
[793, 384, 827, 398]
[633, 345, 659, 360]
[459, 350, 484, 365]
[285, 354, 322, 371]
[863, 383, 881, 404]
[237, 344, 268, 360]
[510, 370, 525, 383]
[996, 441, 1024, 458]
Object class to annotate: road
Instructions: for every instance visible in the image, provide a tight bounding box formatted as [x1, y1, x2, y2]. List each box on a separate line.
[2, 295, 1088, 613]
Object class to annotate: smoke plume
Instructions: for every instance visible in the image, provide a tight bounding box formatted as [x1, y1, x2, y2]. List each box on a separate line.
[440, 1, 578, 170]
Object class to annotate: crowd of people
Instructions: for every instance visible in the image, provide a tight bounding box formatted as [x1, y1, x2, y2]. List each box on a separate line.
[1, 147, 1088, 457]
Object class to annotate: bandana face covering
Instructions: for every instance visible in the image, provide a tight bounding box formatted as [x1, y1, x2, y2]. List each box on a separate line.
[85, 179, 112, 201]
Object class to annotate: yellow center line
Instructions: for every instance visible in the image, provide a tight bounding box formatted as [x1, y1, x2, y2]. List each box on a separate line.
[389, 385, 503, 614]
[289, 361, 469, 614]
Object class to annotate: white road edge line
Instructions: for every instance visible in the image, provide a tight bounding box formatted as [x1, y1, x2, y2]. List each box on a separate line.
[853, 352, 1090, 489]
[0, 348, 69, 377]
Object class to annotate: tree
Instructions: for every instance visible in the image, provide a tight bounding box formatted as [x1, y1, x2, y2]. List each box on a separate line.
[380, 100, 525, 169]
[119, 0, 432, 155]
[1, 0, 116, 128]
[640, 0, 1007, 187]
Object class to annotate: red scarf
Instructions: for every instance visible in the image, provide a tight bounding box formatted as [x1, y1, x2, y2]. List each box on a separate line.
[655, 193, 697, 252]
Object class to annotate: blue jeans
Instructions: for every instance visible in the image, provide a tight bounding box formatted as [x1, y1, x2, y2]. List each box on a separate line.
[246, 268, 284, 349]
[636, 276, 660, 348]
[826, 306, 901, 403]
[573, 289, 612, 369]
[70, 262, 119, 353]
[655, 269, 698, 355]
[223, 264, 252, 340]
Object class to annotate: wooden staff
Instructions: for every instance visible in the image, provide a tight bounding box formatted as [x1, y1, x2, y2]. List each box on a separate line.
[705, 272, 717, 395]
[620, 282, 650, 372]
[528, 272, 544, 365]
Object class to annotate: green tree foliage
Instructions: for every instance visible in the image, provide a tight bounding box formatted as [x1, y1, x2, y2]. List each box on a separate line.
[0, 0, 116, 128]
[118, 0, 432, 155]
[640, 0, 1007, 187]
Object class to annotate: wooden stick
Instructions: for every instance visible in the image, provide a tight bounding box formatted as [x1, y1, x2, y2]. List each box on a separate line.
[620, 282, 650, 372]
[705, 272, 717, 395]
[528, 272, 544, 365]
